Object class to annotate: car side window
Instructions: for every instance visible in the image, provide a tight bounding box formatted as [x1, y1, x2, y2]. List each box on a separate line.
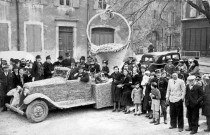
[145, 57, 153, 62]
[172, 54, 179, 60]
[162, 56, 166, 63]
[165, 55, 171, 61]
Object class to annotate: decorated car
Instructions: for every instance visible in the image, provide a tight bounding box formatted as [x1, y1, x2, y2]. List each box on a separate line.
[140, 51, 181, 72]
[6, 67, 112, 123]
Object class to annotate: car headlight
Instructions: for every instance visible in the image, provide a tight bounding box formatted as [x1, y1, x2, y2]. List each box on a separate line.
[24, 88, 30, 96]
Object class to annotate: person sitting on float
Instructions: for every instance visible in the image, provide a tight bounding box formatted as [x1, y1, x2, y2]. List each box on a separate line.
[73, 66, 89, 83]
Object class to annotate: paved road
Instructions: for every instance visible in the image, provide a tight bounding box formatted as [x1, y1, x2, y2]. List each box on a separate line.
[0, 106, 209, 135]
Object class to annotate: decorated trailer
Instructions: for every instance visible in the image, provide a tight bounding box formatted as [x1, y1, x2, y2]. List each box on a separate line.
[6, 67, 113, 123]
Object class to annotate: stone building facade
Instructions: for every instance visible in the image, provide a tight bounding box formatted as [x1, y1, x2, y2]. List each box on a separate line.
[181, 0, 210, 57]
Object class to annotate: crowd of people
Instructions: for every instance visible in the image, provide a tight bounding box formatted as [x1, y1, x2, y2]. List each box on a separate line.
[109, 58, 210, 134]
[0, 52, 210, 134]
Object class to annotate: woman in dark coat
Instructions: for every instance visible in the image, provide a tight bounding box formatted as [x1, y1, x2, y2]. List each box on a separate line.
[132, 66, 142, 85]
[121, 69, 133, 114]
[110, 66, 122, 112]
[203, 75, 210, 132]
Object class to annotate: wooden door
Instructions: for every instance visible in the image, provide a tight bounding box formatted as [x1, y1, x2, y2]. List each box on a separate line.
[91, 28, 114, 46]
[59, 27, 73, 57]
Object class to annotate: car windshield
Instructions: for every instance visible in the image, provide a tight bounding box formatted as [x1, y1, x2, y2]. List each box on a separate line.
[53, 67, 70, 79]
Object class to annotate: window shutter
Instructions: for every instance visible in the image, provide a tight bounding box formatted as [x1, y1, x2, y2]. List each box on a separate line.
[72, 0, 80, 8]
[41, 0, 49, 5]
[54, 0, 60, 6]
[94, 0, 99, 9]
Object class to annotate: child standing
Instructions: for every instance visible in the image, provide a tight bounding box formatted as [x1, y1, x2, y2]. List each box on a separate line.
[131, 82, 143, 116]
[141, 71, 150, 96]
[150, 82, 161, 125]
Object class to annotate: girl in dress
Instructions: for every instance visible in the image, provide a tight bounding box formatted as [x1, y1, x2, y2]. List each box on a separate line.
[131, 82, 143, 116]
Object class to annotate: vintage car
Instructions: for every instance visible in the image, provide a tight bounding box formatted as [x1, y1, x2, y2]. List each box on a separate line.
[6, 67, 112, 123]
[140, 51, 181, 72]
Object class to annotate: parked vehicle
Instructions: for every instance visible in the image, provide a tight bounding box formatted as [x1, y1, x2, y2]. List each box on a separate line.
[6, 67, 112, 123]
[140, 51, 181, 72]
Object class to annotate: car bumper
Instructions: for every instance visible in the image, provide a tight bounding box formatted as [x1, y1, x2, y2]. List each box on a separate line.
[5, 103, 25, 115]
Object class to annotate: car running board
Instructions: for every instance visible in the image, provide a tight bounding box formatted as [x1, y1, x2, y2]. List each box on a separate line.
[56, 99, 96, 109]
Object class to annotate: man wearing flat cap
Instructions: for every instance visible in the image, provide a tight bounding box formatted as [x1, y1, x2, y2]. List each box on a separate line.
[53, 56, 64, 67]
[62, 52, 75, 68]
[31, 55, 44, 81]
[43, 55, 54, 79]
[0, 64, 14, 111]
[185, 76, 204, 134]
[164, 59, 175, 77]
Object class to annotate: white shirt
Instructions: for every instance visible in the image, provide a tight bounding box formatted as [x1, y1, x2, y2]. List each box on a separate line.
[166, 78, 186, 103]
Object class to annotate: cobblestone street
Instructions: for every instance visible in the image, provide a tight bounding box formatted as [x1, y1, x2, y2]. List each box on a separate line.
[0, 106, 209, 135]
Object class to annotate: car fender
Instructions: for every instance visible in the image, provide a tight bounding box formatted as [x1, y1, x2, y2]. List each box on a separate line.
[24, 93, 63, 109]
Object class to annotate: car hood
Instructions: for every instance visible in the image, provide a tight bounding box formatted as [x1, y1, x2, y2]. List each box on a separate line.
[24, 77, 66, 89]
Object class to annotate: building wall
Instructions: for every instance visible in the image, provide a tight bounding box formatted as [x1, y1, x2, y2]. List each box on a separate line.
[181, 0, 210, 57]
[0, 0, 89, 62]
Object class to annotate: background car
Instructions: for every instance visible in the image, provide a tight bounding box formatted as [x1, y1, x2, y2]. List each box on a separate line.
[140, 51, 181, 72]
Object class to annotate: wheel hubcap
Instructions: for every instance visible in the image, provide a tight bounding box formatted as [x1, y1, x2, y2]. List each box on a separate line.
[33, 105, 44, 118]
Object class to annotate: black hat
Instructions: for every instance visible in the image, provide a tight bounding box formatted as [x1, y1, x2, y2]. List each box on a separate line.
[80, 56, 86, 61]
[36, 55, 41, 59]
[135, 82, 140, 85]
[155, 69, 161, 74]
[46, 55, 51, 60]
[14, 59, 20, 64]
[57, 56, 63, 60]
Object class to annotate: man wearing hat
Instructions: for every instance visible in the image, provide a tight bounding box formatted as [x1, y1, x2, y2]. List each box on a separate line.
[68, 61, 78, 80]
[43, 55, 54, 79]
[31, 55, 44, 81]
[164, 59, 175, 77]
[0, 64, 14, 111]
[62, 52, 75, 68]
[102, 60, 109, 77]
[185, 76, 204, 134]
[155, 69, 168, 124]
[73, 66, 89, 82]
[78, 56, 88, 71]
[53, 56, 64, 67]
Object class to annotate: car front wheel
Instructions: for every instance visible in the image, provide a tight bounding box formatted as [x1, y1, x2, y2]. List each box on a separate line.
[26, 100, 49, 123]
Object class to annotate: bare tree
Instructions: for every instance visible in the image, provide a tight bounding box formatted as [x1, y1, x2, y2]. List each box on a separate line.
[186, 0, 210, 23]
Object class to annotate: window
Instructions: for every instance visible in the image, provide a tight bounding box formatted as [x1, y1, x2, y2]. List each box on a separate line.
[172, 54, 179, 60]
[26, 24, 42, 52]
[60, 0, 72, 6]
[168, 12, 175, 27]
[0, 23, 9, 51]
[99, 0, 107, 9]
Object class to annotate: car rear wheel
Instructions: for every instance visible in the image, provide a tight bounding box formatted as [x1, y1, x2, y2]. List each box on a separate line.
[26, 100, 49, 123]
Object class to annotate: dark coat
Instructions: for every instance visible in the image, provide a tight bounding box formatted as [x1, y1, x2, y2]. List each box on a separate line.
[132, 73, 142, 85]
[185, 84, 204, 108]
[68, 67, 78, 80]
[78, 62, 89, 71]
[157, 77, 168, 100]
[102, 66, 110, 77]
[0, 71, 14, 96]
[62, 58, 75, 68]
[13, 73, 21, 88]
[121, 75, 133, 106]
[31, 61, 44, 81]
[74, 72, 89, 82]
[43, 62, 54, 79]
[89, 63, 101, 73]
[53, 61, 63, 67]
[111, 72, 123, 102]
[204, 80, 210, 116]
